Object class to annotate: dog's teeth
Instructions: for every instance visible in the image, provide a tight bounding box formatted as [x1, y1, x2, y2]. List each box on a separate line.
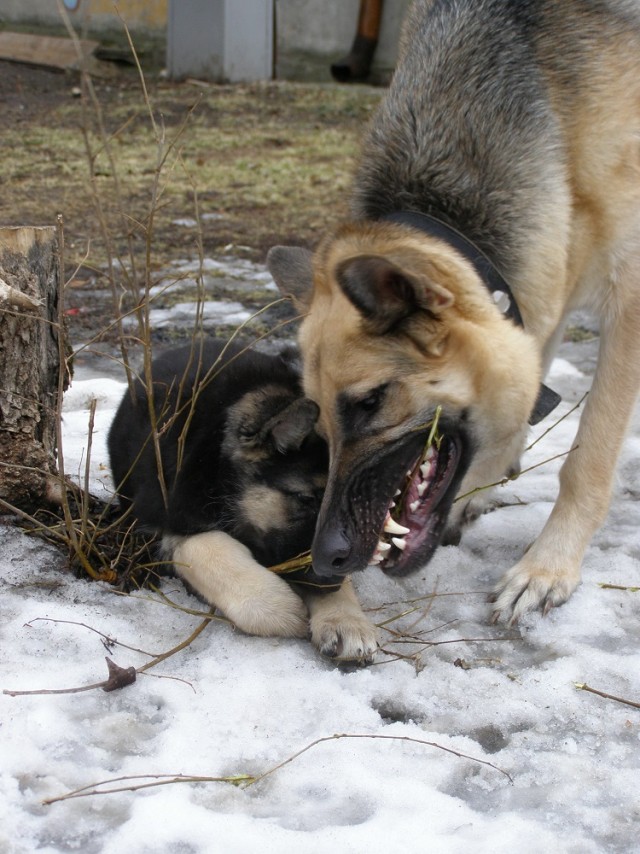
[420, 463, 431, 478]
[369, 554, 383, 565]
[409, 500, 420, 513]
[377, 540, 392, 553]
[384, 518, 411, 536]
[406, 469, 413, 478]
[391, 536, 407, 551]
[389, 501, 396, 509]
[417, 482, 428, 497]
[394, 489, 401, 497]
[423, 446, 436, 462]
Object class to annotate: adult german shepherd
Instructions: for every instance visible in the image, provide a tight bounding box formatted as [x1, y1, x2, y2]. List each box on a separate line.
[108, 340, 377, 660]
[268, 0, 640, 624]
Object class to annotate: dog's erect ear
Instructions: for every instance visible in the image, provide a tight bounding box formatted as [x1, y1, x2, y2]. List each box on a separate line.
[263, 397, 320, 453]
[336, 255, 453, 334]
[267, 246, 314, 310]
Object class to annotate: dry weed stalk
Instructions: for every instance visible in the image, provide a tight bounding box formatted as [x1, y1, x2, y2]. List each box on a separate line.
[41, 731, 513, 806]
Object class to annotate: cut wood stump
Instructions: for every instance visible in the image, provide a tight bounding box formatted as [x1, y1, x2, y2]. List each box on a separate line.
[0, 226, 66, 513]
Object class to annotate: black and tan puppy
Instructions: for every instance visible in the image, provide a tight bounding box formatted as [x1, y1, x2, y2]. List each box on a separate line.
[269, 0, 640, 624]
[108, 340, 377, 660]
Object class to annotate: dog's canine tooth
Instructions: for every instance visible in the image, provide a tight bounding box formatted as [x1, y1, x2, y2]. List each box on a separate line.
[391, 536, 407, 551]
[384, 517, 411, 536]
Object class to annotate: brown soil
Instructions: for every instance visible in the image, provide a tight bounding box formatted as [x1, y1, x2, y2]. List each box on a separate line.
[0, 60, 381, 350]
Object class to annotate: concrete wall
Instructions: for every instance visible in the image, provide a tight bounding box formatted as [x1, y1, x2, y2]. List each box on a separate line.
[0, 0, 167, 32]
[0, 0, 167, 63]
[276, 0, 410, 82]
[167, 0, 275, 82]
[0, 0, 411, 81]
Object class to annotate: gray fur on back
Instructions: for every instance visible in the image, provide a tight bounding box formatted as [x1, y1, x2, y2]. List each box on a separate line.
[352, 0, 640, 277]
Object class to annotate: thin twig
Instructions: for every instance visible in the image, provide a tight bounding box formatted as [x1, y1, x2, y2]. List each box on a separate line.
[574, 683, 640, 711]
[455, 447, 578, 504]
[598, 583, 639, 593]
[247, 732, 513, 787]
[3, 612, 216, 697]
[42, 730, 512, 805]
[23, 617, 160, 658]
[525, 392, 588, 452]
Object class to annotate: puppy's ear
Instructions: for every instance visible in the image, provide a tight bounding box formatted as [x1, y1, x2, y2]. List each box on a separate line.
[263, 398, 320, 453]
[336, 255, 453, 334]
[267, 246, 314, 310]
[276, 344, 302, 376]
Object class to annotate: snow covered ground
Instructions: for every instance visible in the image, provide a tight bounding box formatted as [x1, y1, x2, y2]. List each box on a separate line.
[1, 274, 639, 853]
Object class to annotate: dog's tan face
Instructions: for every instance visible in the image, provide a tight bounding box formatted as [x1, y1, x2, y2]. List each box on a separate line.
[269, 222, 541, 578]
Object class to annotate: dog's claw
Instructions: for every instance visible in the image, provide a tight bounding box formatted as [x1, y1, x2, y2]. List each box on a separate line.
[315, 627, 378, 665]
[305, 581, 379, 664]
[490, 557, 580, 624]
[311, 616, 378, 665]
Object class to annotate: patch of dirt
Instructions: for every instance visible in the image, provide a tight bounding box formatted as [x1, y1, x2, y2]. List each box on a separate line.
[0, 60, 382, 351]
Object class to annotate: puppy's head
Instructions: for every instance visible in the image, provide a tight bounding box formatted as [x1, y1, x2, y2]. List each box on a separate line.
[268, 222, 541, 578]
[222, 385, 329, 571]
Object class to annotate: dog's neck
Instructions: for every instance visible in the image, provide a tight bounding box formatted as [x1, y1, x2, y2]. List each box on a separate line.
[385, 210, 561, 425]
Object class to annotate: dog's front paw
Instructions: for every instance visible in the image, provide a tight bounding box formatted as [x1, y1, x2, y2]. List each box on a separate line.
[490, 557, 581, 625]
[305, 582, 378, 664]
[171, 531, 310, 639]
[311, 616, 378, 664]
[311, 612, 379, 664]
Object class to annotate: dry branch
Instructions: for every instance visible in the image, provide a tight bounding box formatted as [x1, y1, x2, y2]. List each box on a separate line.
[574, 682, 640, 711]
[3, 611, 216, 698]
[42, 730, 512, 806]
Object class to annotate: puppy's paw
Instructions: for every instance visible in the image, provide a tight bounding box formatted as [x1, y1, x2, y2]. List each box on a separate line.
[225, 581, 309, 639]
[490, 558, 581, 625]
[311, 613, 378, 664]
[307, 588, 378, 664]
[171, 531, 309, 639]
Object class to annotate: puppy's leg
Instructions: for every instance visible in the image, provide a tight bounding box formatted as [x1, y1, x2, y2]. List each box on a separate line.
[168, 531, 308, 638]
[492, 283, 640, 623]
[302, 577, 378, 663]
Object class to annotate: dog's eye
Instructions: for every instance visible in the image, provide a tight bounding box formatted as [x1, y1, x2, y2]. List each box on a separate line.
[357, 384, 387, 414]
[238, 425, 257, 439]
[296, 494, 318, 509]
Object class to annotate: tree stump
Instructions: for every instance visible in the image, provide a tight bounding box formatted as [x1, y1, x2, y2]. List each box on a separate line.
[0, 226, 64, 512]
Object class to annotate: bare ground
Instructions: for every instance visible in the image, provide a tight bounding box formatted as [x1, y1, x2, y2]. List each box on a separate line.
[0, 60, 381, 349]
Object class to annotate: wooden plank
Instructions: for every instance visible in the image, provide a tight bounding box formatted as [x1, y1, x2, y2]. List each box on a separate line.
[0, 32, 99, 71]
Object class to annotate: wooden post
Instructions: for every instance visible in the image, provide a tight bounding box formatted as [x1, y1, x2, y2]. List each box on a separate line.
[0, 226, 64, 512]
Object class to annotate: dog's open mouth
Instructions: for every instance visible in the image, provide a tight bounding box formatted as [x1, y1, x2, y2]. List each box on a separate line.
[369, 415, 465, 575]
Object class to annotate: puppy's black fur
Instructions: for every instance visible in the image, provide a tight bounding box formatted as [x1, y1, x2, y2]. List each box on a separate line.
[108, 340, 337, 587]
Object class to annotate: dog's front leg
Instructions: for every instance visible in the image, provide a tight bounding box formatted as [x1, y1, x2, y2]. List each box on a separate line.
[168, 531, 309, 638]
[492, 292, 640, 623]
[301, 577, 378, 663]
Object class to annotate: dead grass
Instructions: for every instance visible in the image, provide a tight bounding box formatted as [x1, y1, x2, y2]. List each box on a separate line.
[0, 67, 382, 271]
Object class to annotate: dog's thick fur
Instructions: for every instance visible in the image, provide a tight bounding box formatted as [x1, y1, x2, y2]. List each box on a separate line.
[108, 340, 377, 660]
[268, 0, 640, 623]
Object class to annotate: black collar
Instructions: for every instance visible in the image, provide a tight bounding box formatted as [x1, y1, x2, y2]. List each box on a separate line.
[385, 210, 561, 425]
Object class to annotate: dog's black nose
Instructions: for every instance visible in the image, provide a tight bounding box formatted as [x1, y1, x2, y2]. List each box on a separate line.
[312, 527, 352, 576]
